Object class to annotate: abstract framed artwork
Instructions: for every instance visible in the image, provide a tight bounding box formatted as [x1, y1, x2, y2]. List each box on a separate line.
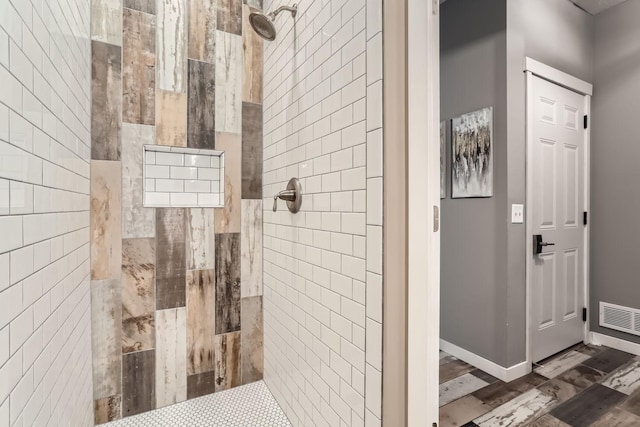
[451, 107, 493, 198]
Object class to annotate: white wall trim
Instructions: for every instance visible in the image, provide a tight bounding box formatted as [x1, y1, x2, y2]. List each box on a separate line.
[524, 57, 593, 96]
[440, 339, 530, 383]
[590, 332, 640, 356]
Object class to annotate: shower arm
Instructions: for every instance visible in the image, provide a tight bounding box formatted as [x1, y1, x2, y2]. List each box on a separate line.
[270, 4, 297, 19]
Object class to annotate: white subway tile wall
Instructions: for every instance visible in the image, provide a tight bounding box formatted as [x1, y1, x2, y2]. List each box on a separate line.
[0, 0, 93, 426]
[262, 0, 383, 425]
[143, 145, 224, 208]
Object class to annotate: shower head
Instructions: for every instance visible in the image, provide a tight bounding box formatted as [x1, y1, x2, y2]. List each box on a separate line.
[249, 4, 297, 41]
[249, 11, 277, 41]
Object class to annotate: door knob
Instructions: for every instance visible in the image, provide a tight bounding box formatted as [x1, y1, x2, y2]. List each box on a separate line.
[534, 234, 555, 255]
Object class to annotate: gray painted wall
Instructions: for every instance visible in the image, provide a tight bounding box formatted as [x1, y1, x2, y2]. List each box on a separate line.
[440, 0, 509, 367]
[590, 0, 640, 343]
[441, 0, 594, 368]
[506, 0, 594, 366]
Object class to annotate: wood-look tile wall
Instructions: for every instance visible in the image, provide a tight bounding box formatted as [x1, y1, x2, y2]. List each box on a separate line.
[90, 0, 264, 422]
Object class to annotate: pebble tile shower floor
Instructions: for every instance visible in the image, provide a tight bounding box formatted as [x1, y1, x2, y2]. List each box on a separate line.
[103, 381, 291, 427]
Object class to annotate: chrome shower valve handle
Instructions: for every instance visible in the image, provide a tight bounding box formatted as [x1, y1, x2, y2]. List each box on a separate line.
[272, 190, 295, 211]
[272, 178, 302, 213]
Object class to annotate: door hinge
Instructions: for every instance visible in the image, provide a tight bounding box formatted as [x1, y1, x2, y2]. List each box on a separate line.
[584, 115, 588, 129]
[433, 206, 440, 232]
[583, 307, 587, 322]
[433, 0, 439, 15]
[583, 211, 588, 225]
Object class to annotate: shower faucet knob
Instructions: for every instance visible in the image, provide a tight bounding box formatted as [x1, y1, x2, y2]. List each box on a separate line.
[273, 178, 302, 213]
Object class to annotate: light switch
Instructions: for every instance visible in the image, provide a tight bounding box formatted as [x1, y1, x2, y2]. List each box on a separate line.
[512, 204, 524, 224]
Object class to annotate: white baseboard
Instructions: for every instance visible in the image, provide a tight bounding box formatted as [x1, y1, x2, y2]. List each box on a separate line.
[589, 332, 640, 356]
[440, 339, 530, 383]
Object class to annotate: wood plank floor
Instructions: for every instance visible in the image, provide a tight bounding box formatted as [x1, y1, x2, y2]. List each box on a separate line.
[439, 344, 640, 427]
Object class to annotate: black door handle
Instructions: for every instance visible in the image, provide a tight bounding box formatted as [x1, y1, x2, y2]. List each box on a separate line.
[534, 234, 555, 255]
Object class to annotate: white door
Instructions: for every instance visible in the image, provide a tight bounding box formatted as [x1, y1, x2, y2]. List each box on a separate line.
[530, 75, 586, 363]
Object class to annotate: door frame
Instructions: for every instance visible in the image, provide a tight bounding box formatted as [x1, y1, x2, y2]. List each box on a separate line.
[524, 57, 593, 367]
[405, 0, 441, 425]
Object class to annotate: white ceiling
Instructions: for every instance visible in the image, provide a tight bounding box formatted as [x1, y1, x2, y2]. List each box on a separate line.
[570, 0, 629, 14]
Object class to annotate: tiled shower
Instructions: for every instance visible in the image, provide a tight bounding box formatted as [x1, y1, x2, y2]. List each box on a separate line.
[0, 0, 384, 425]
[262, 0, 383, 425]
[89, 0, 265, 422]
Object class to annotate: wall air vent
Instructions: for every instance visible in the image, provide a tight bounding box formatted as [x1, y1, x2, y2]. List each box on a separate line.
[600, 302, 640, 337]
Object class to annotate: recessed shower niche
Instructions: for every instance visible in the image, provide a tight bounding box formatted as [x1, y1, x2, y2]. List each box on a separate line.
[143, 145, 225, 208]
